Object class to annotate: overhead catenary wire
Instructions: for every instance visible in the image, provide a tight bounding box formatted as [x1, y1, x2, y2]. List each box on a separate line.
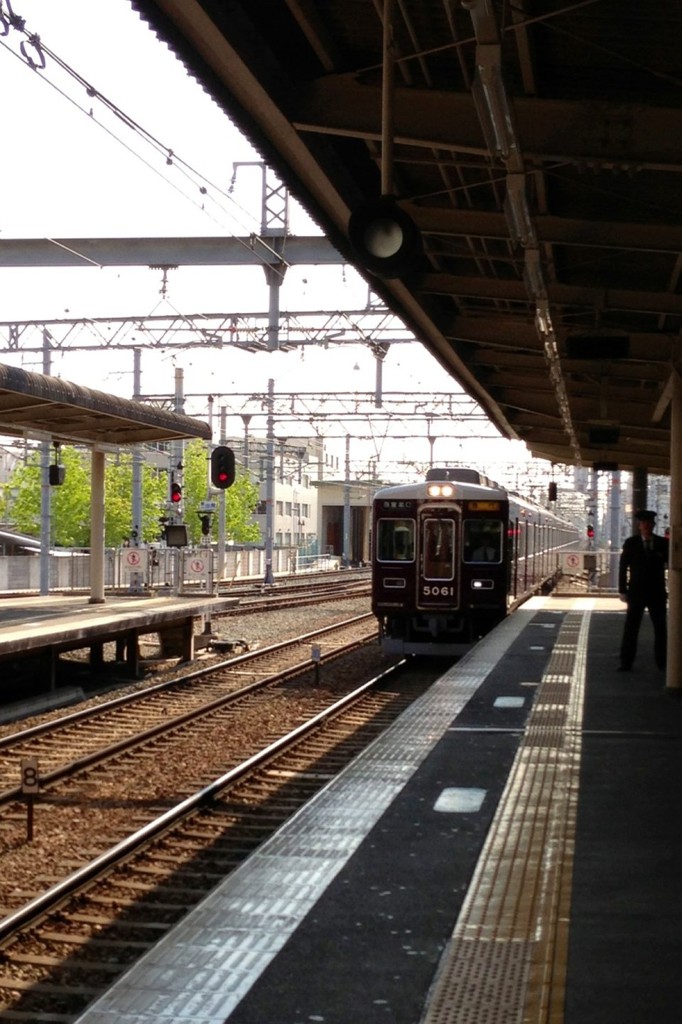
[0, 24, 292, 280]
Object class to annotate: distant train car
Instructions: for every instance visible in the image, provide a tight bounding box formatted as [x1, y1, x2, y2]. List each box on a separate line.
[371, 467, 579, 656]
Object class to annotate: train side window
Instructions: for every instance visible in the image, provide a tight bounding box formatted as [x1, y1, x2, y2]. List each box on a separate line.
[377, 518, 415, 561]
[423, 518, 454, 580]
[464, 519, 503, 563]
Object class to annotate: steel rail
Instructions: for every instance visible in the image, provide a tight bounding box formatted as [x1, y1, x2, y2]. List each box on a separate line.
[0, 657, 406, 946]
[0, 612, 374, 750]
[0, 617, 378, 805]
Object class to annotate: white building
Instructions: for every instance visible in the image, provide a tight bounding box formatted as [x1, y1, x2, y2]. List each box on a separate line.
[229, 434, 379, 564]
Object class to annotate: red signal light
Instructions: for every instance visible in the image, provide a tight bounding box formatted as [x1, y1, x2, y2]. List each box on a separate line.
[170, 482, 182, 504]
[211, 446, 235, 489]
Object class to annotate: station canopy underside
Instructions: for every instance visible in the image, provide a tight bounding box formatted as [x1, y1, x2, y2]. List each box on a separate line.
[0, 363, 211, 446]
[131, 0, 682, 475]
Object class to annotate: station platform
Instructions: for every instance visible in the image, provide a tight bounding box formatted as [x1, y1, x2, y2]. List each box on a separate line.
[72, 594, 682, 1024]
[0, 592, 238, 689]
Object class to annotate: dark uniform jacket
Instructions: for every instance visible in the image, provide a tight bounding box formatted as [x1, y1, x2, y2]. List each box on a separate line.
[618, 533, 668, 599]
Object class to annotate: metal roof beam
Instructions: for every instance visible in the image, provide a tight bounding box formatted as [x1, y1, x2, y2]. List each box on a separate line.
[0, 236, 341, 268]
[419, 272, 682, 317]
[407, 206, 682, 255]
[292, 80, 682, 170]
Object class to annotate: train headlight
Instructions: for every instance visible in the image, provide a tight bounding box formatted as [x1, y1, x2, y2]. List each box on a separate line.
[427, 483, 455, 497]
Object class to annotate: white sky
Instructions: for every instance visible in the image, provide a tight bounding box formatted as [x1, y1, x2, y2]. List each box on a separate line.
[0, 0, 538, 481]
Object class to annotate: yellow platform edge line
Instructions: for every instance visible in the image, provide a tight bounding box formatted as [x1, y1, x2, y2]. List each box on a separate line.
[421, 611, 589, 1024]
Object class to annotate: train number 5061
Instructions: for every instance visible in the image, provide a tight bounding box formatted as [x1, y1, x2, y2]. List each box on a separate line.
[422, 585, 455, 597]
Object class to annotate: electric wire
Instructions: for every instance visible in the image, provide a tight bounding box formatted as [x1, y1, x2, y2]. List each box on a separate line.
[0, 22, 292, 280]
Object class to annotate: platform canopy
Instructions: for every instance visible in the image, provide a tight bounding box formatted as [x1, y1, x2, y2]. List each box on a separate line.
[0, 363, 211, 446]
[130, 0, 681, 474]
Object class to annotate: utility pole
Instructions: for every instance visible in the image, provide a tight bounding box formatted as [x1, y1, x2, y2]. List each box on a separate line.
[264, 379, 275, 584]
[343, 434, 351, 568]
[39, 330, 51, 596]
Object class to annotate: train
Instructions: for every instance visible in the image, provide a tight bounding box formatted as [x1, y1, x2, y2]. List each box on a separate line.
[371, 467, 581, 656]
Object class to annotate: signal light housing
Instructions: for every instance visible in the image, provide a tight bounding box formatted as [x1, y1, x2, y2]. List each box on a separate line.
[211, 445, 235, 489]
[170, 482, 182, 504]
[348, 197, 422, 279]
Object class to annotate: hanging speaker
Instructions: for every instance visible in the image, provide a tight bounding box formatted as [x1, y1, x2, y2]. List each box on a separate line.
[348, 197, 422, 278]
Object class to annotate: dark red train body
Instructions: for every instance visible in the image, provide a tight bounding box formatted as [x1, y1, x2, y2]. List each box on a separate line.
[371, 468, 579, 655]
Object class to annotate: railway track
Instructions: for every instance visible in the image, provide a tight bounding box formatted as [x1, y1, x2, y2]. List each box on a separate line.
[0, 613, 378, 803]
[220, 571, 370, 612]
[0, 653, 439, 1023]
[233, 580, 370, 611]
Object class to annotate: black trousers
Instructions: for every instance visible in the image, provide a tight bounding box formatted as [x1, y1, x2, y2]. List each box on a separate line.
[620, 593, 667, 668]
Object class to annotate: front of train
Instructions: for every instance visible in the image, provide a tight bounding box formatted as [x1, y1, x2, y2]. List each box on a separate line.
[371, 469, 510, 656]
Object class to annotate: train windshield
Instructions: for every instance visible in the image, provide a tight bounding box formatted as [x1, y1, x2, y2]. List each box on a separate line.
[463, 519, 503, 563]
[377, 518, 415, 561]
[423, 518, 455, 580]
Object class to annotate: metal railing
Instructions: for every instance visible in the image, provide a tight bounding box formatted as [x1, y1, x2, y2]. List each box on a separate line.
[0, 545, 348, 594]
[558, 549, 620, 592]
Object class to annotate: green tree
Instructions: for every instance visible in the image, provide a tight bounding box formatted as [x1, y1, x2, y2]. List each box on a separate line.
[3, 447, 92, 546]
[224, 472, 262, 543]
[0, 442, 262, 549]
[181, 439, 261, 545]
[2, 446, 169, 547]
[105, 453, 168, 546]
[181, 438, 210, 544]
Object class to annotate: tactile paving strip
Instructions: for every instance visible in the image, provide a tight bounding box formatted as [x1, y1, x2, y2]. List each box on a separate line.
[421, 611, 589, 1024]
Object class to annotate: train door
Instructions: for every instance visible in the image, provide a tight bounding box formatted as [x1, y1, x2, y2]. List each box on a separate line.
[509, 517, 520, 597]
[418, 505, 459, 610]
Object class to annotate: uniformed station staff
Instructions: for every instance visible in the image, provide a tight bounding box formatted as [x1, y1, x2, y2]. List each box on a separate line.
[618, 509, 668, 671]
